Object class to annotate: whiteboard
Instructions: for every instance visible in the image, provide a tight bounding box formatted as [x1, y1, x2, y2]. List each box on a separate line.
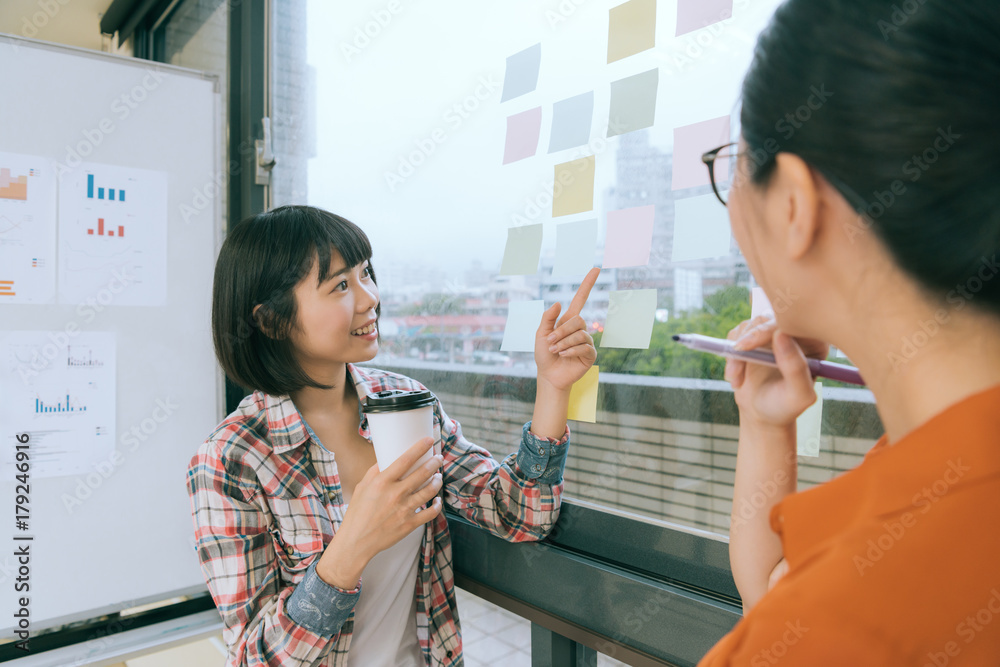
[0, 34, 222, 635]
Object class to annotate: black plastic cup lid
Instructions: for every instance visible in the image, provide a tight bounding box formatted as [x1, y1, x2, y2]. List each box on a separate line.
[361, 389, 436, 413]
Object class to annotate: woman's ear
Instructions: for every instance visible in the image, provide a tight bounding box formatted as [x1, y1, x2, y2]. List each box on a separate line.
[252, 303, 277, 339]
[773, 153, 821, 261]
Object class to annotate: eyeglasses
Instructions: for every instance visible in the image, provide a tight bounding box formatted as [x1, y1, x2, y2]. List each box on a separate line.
[701, 142, 740, 207]
[702, 142, 871, 216]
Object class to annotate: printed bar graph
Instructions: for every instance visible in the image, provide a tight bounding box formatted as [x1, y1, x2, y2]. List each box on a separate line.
[0, 279, 14, 296]
[0, 167, 28, 200]
[86, 174, 125, 202]
[86, 217, 124, 238]
[35, 393, 88, 413]
[68, 346, 104, 367]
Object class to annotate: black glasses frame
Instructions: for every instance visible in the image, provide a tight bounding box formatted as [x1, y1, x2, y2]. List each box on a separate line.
[701, 142, 740, 207]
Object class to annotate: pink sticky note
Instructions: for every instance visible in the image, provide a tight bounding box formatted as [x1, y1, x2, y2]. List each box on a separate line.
[503, 107, 542, 165]
[751, 287, 774, 319]
[602, 205, 655, 268]
[676, 0, 733, 36]
[672, 116, 731, 191]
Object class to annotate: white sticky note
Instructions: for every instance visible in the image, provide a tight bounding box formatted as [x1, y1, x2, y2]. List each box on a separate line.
[671, 192, 732, 262]
[552, 219, 598, 276]
[501, 300, 545, 352]
[751, 287, 774, 319]
[796, 381, 823, 457]
[600, 289, 657, 349]
[500, 224, 543, 275]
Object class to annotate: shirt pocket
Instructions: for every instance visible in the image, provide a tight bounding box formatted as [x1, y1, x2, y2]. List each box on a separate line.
[264, 492, 334, 576]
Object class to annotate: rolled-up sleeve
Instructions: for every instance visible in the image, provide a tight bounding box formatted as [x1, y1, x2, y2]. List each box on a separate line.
[186, 440, 358, 666]
[515, 422, 570, 484]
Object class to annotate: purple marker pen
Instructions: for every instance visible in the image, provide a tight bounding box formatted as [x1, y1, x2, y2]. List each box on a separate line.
[671, 333, 865, 386]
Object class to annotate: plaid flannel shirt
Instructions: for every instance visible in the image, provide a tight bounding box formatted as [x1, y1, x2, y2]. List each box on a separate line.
[186, 363, 570, 666]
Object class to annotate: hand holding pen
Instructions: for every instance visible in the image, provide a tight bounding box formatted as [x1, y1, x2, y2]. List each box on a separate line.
[679, 315, 838, 428]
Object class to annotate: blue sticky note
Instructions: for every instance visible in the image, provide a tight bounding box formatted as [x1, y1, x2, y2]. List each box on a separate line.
[501, 43, 542, 103]
[501, 300, 545, 352]
[549, 91, 594, 153]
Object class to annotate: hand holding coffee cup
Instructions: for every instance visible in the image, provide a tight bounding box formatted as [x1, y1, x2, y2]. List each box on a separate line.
[362, 389, 439, 489]
[321, 436, 444, 584]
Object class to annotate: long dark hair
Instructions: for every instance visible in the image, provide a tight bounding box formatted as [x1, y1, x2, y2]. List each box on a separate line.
[740, 0, 1000, 315]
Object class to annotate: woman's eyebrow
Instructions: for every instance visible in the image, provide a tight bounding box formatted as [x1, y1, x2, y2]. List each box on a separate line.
[319, 265, 350, 285]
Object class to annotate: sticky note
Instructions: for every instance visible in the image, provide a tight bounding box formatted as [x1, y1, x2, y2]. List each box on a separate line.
[676, 0, 733, 36]
[608, 0, 657, 63]
[751, 287, 774, 319]
[796, 382, 823, 457]
[503, 107, 543, 164]
[501, 300, 545, 352]
[602, 205, 655, 268]
[553, 156, 595, 217]
[501, 43, 542, 103]
[608, 69, 659, 137]
[601, 289, 657, 349]
[549, 91, 594, 153]
[500, 224, 543, 275]
[672, 115, 731, 191]
[568, 366, 600, 423]
[671, 192, 732, 262]
[553, 219, 598, 276]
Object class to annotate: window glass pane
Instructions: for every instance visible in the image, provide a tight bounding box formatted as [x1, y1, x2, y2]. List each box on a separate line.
[271, 0, 878, 537]
[161, 0, 228, 225]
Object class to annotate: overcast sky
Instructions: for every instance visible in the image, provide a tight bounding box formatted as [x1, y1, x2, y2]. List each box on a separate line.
[305, 0, 784, 281]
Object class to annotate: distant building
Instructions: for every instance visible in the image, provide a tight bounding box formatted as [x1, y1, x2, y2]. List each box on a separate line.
[607, 130, 751, 309]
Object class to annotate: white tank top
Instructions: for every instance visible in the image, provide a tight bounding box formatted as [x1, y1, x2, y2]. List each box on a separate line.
[345, 505, 425, 667]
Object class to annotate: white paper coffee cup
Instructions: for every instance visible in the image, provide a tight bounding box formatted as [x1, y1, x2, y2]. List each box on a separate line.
[362, 389, 437, 487]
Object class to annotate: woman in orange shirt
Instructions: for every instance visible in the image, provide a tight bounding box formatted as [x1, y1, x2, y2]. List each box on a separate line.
[697, 0, 1000, 664]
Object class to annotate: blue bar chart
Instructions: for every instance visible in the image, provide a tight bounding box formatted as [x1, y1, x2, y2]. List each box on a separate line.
[87, 174, 126, 201]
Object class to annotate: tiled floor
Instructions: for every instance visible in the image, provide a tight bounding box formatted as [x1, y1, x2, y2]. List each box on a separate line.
[104, 589, 630, 666]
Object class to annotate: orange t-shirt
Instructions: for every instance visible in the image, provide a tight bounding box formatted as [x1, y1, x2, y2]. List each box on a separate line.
[699, 383, 1000, 666]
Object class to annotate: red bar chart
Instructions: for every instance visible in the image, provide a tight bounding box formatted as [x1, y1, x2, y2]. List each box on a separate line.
[86, 217, 125, 238]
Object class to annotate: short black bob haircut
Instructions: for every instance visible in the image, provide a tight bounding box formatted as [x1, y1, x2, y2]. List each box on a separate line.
[211, 205, 380, 396]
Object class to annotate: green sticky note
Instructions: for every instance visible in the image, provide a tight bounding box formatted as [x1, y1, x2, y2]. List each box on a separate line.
[600, 289, 657, 349]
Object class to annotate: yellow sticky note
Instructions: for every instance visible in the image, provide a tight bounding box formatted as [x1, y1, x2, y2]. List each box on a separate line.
[608, 0, 657, 64]
[553, 156, 595, 217]
[567, 366, 599, 423]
